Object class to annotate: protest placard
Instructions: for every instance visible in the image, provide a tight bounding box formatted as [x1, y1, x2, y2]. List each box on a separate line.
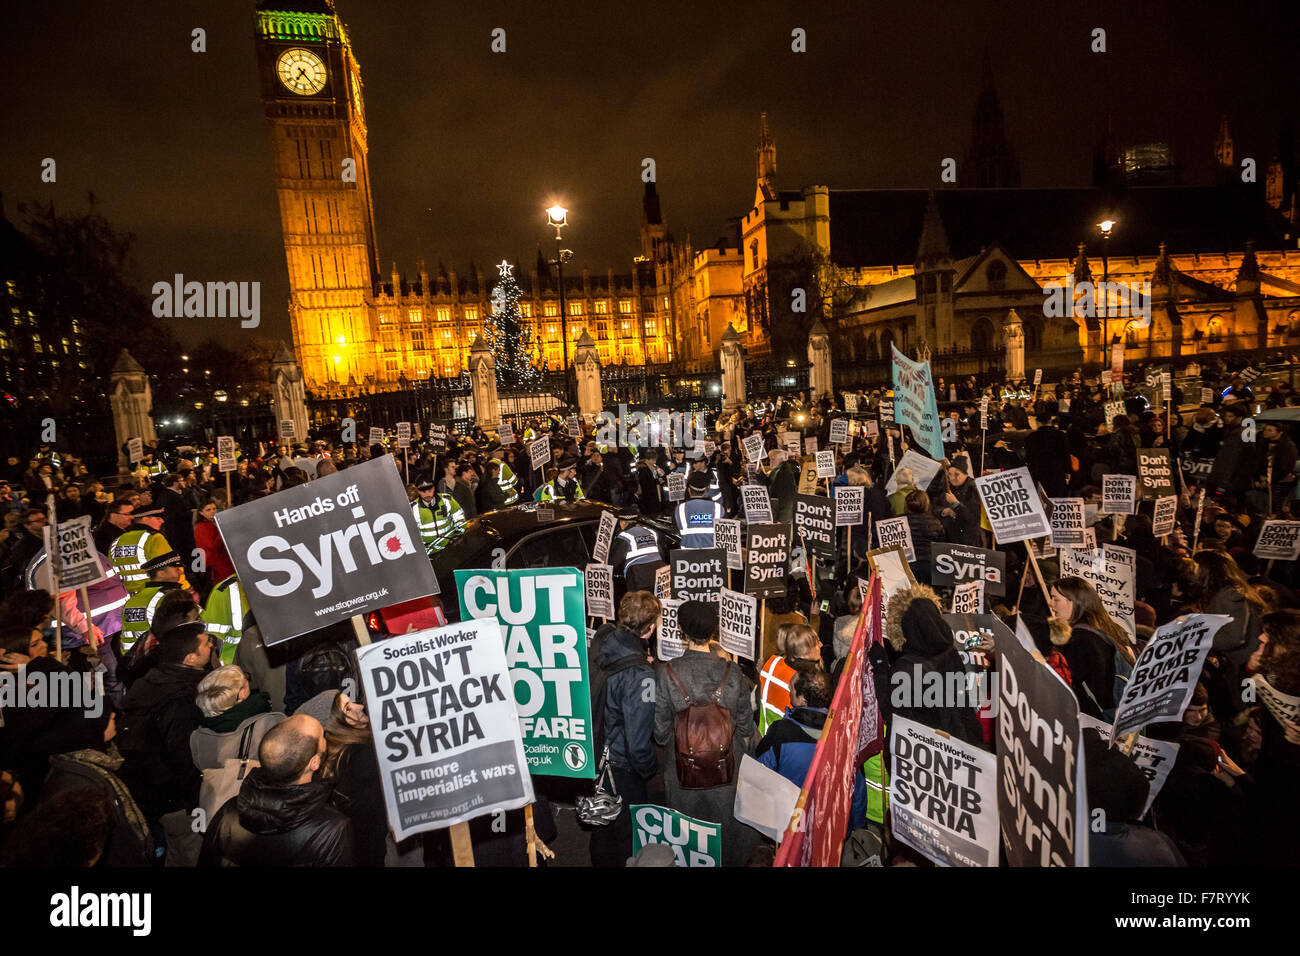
[714, 517, 743, 572]
[279, 419, 296, 442]
[566, 414, 582, 438]
[742, 432, 766, 463]
[879, 397, 895, 423]
[670, 548, 725, 603]
[797, 459, 819, 495]
[1112, 614, 1229, 738]
[804, 436, 818, 456]
[369, 426, 384, 447]
[666, 472, 686, 502]
[1077, 715, 1178, 817]
[782, 431, 802, 456]
[1059, 545, 1136, 638]
[1200, 387, 1214, 406]
[355, 618, 533, 840]
[930, 543, 1006, 597]
[656, 597, 683, 660]
[793, 494, 835, 559]
[885, 449, 944, 495]
[396, 422, 411, 449]
[1048, 497, 1085, 548]
[835, 485, 864, 527]
[591, 510, 617, 566]
[584, 564, 615, 621]
[974, 467, 1050, 544]
[829, 419, 849, 444]
[216, 457, 436, 645]
[718, 588, 758, 661]
[497, 418, 513, 440]
[864, 545, 917, 620]
[631, 805, 722, 867]
[1103, 399, 1124, 422]
[979, 395, 990, 431]
[865, 420, 879, 439]
[127, 437, 143, 464]
[455, 567, 594, 778]
[49, 516, 107, 589]
[741, 484, 774, 524]
[844, 393, 859, 413]
[1100, 474, 1137, 515]
[992, 615, 1086, 866]
[217, 436, 237, 473]
[1033, 368, 1043, 386]
[733, 754, 801, 843]
[875, 516, 915, 562]
[529, 438, 551, 472]
[889, 715, 999, 867]
[744, 523, 789, 599]
[1253, 520, 1300, 561]
[653, 563, 671, 600]
[815, 449, 836, 479]
[1250, 674, 1300, 732]
[1152, 495, 1178, 538]
[891, 344, 945, 460]
[951, 579, 984, 614]
[1137, 449, 1175, 496]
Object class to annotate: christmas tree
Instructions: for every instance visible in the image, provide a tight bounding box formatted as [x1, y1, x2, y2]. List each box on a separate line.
[487, 260, 542, 388]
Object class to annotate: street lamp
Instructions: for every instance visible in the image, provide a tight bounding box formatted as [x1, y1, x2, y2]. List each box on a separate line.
[1098, 218, 1116, 364]
[547, 203, 575, 407]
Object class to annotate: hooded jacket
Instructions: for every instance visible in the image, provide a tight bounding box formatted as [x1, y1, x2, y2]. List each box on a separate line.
[757, 706, 867, 834]
[118, 662, 206, 819]
[199, 768, 354, 867]
[593, 624, 657, 778]
[885, 584, 985, 748]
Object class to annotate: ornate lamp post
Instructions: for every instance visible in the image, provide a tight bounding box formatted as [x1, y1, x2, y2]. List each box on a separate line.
[547, 204, 575, 407]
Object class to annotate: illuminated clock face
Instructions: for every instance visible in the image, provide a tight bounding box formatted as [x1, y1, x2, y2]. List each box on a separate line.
[276, 48, 327, 95]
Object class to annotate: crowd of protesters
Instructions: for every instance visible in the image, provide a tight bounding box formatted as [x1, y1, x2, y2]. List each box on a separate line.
[1, 350, 1298, 867]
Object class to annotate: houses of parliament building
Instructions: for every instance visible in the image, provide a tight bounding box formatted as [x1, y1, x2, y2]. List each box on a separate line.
[254, 2, 1300, 396]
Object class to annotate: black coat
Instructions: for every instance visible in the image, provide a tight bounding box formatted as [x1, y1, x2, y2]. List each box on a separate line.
[1058, 625, 1116, 719]
[200, 769, 354, 867]
[330, 743, 387, 867]
[117, 662, 206, 820]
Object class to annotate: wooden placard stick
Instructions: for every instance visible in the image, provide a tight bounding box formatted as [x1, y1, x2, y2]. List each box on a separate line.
[525, 804, 538, 867]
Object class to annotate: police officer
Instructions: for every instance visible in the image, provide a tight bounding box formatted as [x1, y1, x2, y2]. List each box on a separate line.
[485, 442, 520, 505]
[538, 457, 586, 502]
[687, 452, 723, 506]
[675, 471, 724, 548]
[109, 504, 186, 595]
[202, 573, 246, 666]
[120, 550, 185, 656]
[411, 478, 466, 555]
[608, 503, 665, 593]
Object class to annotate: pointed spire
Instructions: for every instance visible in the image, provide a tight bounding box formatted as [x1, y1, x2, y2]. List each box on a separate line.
[536, 248, 550, 281]
[1237, 240, 1260, 284]
[965, 48, 1019, 187]
[1152, 242, 1173, 288]
[111, 349, 144, 375]
[915, 192, 951, 268]
[272, 341, 295, 365]
[1074, 243, 1092, 283]
[1215, 114, 1233, 168]
[756, 112, 777, 189]
[642, 181, 663, 226]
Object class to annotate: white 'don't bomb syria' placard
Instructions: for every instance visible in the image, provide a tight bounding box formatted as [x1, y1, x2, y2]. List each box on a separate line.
[889, 715, 1000, 867]
[656, 597, 684, 661]
[1048, 497, 1085, 548]
[829, 419, 849, 444]
[1152, 495, 1178, 538]
[356, 618, 534, 840]
[718, 587, 758, 661]
[714, 517, 743, 572]
[741, 484, 774, 524]
[835, 485, 864, 527]
[743, 432, 766, 463]
[1253, 520, 1300, 561]
[875, 516, 915, 562]
[1100, 474, 1137, 515]
[1112, 614, 1230, 739]
[815, 449, 837, 479]
[584, 563, 615, 620]
[974, 467, 1050, 544]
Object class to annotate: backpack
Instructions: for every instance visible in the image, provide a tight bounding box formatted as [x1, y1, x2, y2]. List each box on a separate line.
[586, 627, 646, 758]
[665, 661, 735, 789]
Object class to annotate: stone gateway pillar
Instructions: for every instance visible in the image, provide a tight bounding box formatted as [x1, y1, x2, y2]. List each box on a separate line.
[1002, 309, 1025, 383]
[808, 318, 833, 401]
[574, 330, 602, 420]
[469, 334, 499, 426]
[719, 324, 746, 414]
[270, 342, 309, 442]
[109, 349, 157, 472]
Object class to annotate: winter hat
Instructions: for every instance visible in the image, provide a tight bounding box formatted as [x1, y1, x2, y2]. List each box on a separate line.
[883, 583, 943, 653]
[1083, 728, 1150, 823]
[678, 599, 719, 644]
[687, 471, 712, 493]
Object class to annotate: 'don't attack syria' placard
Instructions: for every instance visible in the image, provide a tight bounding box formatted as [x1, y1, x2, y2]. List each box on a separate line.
[356, 618, 533, 840]
[455, 567, 595, 779]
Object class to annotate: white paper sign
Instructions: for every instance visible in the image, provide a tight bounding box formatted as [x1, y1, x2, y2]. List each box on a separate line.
[804, 436, 819, 456]
[951, 579, 985, 614]
[743, 432, 766, 463]
[715, 517, 744, 572]
[829, 419, 849, 444]
[718, 587, 758, 661]
[584, 563, 615, 620]
[396, 422, 411, 449]
[1152, 495, 1178, 538]
[127, 438, 143, 464]
[974, 467, 1051, 544]
[666, 472, 686, 502]
[530, 438, 551, 471]
[733, 754, 801, 843]
[592, 510, 617, 566]
[885, 449, 944, 496]
[876, 516, 915, 562]
[835, 486, 865, 527]
[217, 436, 237, 473]
[369, 426, 384, 447]
[1253, 520, 1300, 561]
[1049, 497, 1085, 548]
[1112, 615, 1229, 738]
[1060, 545, 1137, 639]
[1078, 714, 1179, 817]
[1101, 474, 1137, 515]
[815, 449, 836, 479]
[741, 484, 774, 524]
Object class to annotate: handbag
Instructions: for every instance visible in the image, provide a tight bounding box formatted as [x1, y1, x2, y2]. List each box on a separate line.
[198, 721, 259, 820]
[575, 746, 622, 826]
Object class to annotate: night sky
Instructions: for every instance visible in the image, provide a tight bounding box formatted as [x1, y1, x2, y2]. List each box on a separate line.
[2, 0, 1296, 348]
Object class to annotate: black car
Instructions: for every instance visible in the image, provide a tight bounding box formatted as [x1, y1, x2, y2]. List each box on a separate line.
[429, 500, 679, 621]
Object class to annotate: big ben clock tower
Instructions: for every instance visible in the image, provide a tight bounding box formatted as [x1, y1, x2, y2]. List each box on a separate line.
[254, 0, 380, 390]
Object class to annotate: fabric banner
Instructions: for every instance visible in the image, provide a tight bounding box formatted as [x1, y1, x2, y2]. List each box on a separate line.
[455, 568, 595, 779]
[217, 456, 437, 645]
[1112, 614, 1229, 738]
[775, 576, 883, 867]
[993, 615, 1086, 867]
[355, 618, 533, 840]
[890, 344, 945, 461]
[631, 805, 722, 867]
[889, 715, 999, 867]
